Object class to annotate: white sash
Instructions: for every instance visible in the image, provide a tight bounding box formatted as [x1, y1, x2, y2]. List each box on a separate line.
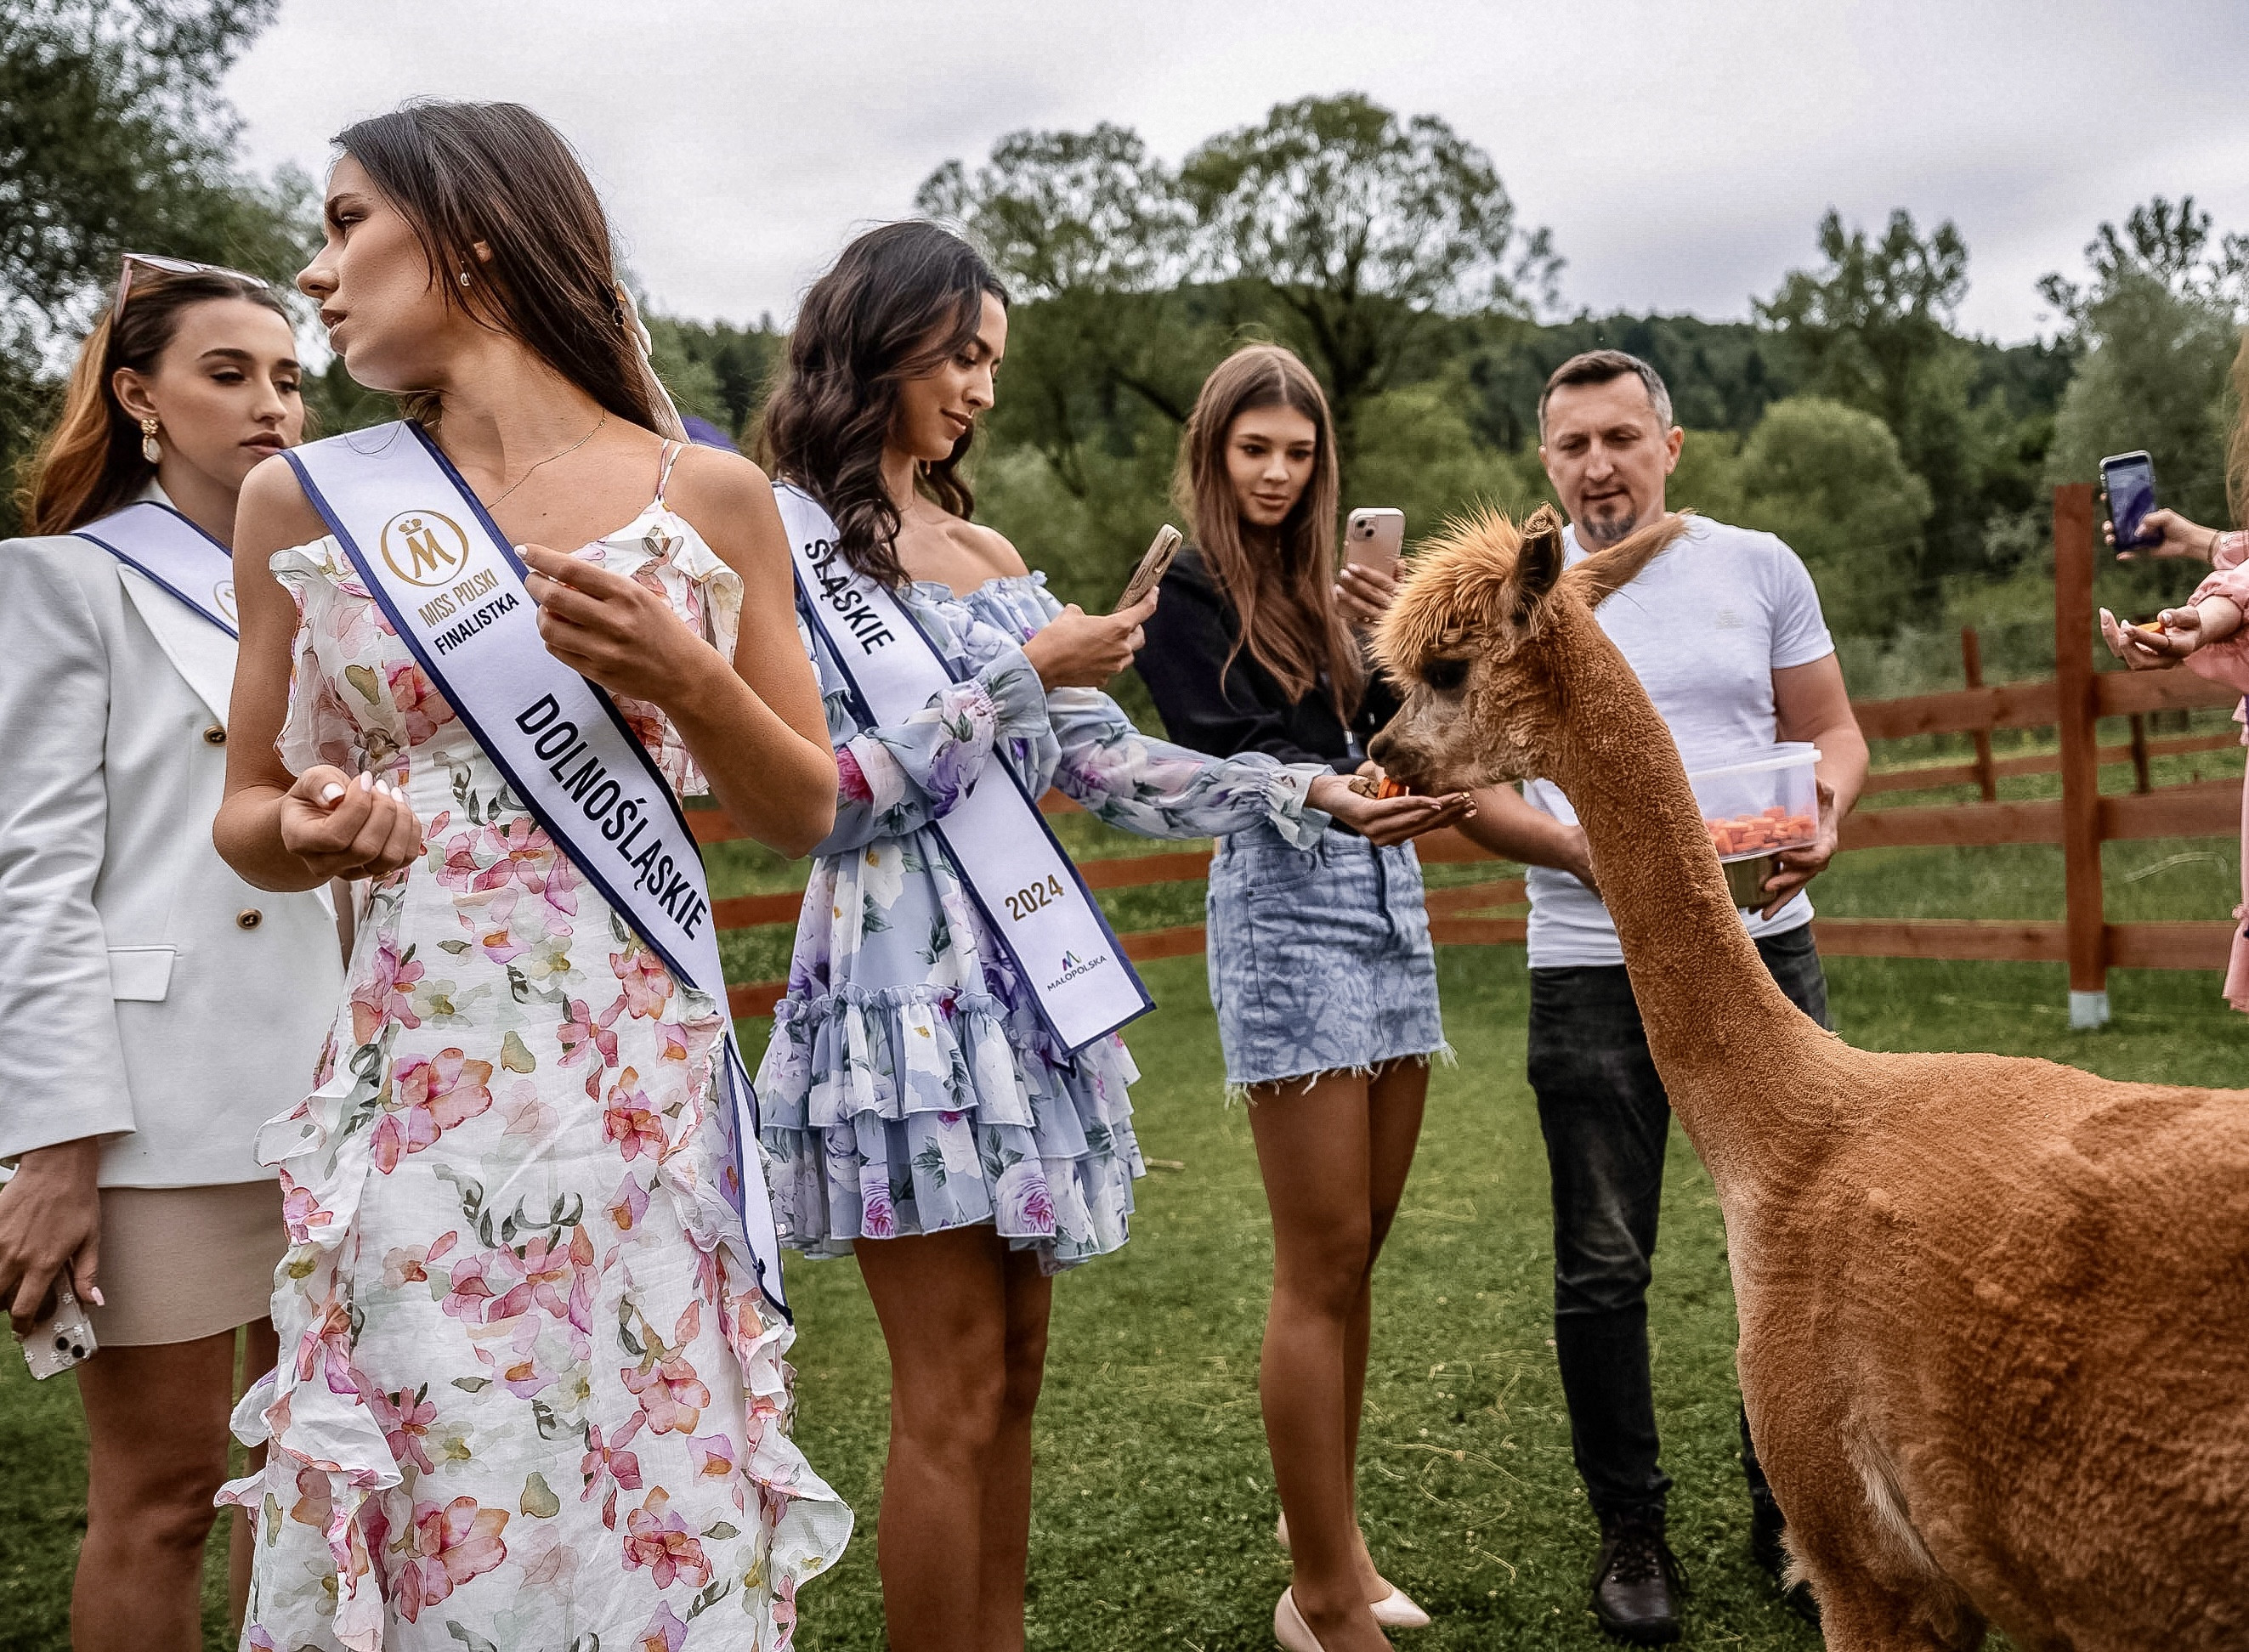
[285, 421, 789, 1316]
[75, 501, 238, 723]
[76, 501, 241, 637]
[775, 483, 1151, 1054]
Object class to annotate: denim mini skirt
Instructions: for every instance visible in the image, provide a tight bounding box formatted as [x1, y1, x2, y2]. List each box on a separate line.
[1205, 819, 1448, 1092]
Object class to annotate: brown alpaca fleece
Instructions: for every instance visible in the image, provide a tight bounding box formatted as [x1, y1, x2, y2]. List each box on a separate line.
[1368, 506, 2249, 1652]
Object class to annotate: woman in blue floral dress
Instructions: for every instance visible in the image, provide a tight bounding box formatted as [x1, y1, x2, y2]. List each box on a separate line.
[754, 224, 1436, 1650]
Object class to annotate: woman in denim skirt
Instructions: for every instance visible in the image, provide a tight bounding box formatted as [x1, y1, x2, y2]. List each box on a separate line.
[1137, 345, 1472, 1652]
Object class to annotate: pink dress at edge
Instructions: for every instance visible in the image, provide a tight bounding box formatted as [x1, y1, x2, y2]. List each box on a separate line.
[2181, 536, 2249, 1011]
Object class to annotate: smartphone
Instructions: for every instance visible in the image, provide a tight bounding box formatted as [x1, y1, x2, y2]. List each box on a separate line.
[1115, 524, 1182, 612]
[2100, 451, 2159, 552]
[1345, 507, 1405, 576]
[18, 1281, 96, 1381]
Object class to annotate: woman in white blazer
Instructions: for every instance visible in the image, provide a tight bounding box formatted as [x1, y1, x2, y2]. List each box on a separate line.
[0, 260, 346, 1649]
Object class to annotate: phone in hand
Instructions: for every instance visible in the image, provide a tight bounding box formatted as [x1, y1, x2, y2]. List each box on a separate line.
[1115, 524, 1182, 613]
[1345, 508, 1405, 576]
[18, 1281, 96, 1381]
[2100, 451, 2159, 552]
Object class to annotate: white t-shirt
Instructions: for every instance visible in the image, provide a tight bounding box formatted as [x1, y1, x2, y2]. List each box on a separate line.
[1524, 517, 1836, 970]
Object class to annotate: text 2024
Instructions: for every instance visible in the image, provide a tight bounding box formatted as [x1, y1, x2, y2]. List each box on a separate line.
[1005, 874, 1066, 923]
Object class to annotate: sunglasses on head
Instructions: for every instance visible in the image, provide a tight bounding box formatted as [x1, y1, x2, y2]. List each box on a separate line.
[114, 252, 272, 323]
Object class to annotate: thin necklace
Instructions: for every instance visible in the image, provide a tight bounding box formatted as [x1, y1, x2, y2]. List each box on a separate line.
[484, 408, 607, 510]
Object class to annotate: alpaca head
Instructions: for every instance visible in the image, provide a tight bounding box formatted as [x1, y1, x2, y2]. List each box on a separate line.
[1367, 504, 1689, 793]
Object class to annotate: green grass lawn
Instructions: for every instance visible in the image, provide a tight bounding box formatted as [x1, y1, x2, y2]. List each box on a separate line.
[5, 820, 2243, 1649]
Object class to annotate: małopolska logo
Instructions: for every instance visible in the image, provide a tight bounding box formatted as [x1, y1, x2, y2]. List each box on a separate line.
[1045, 948, 1108, 991]
[379, 509, 472, 588]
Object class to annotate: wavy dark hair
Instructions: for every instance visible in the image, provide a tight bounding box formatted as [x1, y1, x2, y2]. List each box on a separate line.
[758, 221, 1007, 587]
[20, 268, 293, 535]
[335, 100, 677, 435]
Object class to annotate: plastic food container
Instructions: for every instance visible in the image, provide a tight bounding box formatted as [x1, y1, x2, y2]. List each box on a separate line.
[1685, 744, 1820, 908]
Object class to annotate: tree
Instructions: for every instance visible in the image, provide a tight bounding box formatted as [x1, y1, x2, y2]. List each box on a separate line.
[1348, 370, 1538, 538]
[1756, 209, 2004, 583]
[2037, 195, 2249, 330]
[1, 1, 309, 329]
[919, 122, 1250, 496]
[1732, 396, 1934, 637]
[921, 95, 1560, 502]
[1462, 311, 1797, 453]
[2047, 275, 2238, 529]
[1757, 208, 1968, 438]
[1179, 93, 1558, 473]
[918, 123, 1191, 303]
[1, 0, 311, 528]
[2042, 196, 2245, 597]
[646, 311, 782, 443]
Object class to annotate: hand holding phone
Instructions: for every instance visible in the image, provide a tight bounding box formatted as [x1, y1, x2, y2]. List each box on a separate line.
[19, 1281, 96, 1380]
[2099, 451, 2159, 554]
[1115, 525, 1181, 614]
[1339, 508, 1405, 627]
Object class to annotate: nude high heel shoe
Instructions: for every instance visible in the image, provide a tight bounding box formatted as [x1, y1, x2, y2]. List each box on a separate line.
[1277, 1512, 1433, 1630]
[1275, 1587, 1329, 1652]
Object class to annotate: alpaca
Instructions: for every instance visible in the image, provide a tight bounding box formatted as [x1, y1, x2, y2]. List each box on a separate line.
[1366, 506, 2249, 1651]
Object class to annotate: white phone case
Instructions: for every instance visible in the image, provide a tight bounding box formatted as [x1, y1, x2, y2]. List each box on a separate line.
[20, 1282, 97, 1380]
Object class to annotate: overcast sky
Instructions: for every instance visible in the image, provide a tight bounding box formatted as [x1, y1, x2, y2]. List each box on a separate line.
[224, 0, 2249, 345]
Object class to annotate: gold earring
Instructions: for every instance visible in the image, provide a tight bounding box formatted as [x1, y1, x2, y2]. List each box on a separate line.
[139, 417, 161, 464]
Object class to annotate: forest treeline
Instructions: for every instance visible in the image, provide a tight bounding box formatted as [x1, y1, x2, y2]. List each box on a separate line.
[6, 2, 2245, 694]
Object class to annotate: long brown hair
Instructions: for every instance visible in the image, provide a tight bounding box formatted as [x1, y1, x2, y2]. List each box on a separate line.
[334, 101, 676, 435]
[18, 269, 292, 535]
[758, 222, 1007, 588]
[1174, 344, 1359, 716]
[2230, 330, 2249, 529]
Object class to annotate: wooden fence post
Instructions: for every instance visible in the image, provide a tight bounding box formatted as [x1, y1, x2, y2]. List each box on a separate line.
[2053, 483, 2109, 1027]
[1961, 626, 1998, 802]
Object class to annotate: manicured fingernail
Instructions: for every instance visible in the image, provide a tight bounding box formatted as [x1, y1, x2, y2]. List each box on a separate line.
[319, 783, 345, 804]
[86, 1287, 105, 1306]
[357, 772, 374, 792]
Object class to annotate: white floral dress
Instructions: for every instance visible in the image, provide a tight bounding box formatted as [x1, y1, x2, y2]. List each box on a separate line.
[224, 486, 853, 1651]
[758, 572, 1326, 1273]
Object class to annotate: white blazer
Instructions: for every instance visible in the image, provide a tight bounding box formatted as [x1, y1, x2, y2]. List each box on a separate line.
[0, 492, 343, 1186]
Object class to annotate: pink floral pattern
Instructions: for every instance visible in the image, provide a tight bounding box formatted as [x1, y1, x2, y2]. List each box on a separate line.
[225, 499, 850, 1649]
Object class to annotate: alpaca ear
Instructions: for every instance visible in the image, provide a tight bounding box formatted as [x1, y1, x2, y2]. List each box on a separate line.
[1513, 506, 1566, 618]
[1559, 512, 1692, 608]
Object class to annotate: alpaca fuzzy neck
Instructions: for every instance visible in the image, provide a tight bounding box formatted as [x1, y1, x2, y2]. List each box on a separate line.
[1536, 595, 1842, 1189]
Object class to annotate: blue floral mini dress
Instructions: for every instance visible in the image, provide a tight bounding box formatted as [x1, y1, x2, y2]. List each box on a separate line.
[757, 573, 1323, 1273]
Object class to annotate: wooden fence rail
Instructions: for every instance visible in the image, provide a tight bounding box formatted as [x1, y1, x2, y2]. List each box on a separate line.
[708, 484, 2241, 1025]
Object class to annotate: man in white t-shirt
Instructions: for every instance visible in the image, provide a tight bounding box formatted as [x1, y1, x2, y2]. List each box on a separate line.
[1455, 351, 1868, 1641]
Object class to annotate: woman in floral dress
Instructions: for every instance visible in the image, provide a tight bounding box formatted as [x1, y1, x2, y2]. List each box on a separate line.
[754, 222, 1445, 1652]
[212, 104, 850, 1649]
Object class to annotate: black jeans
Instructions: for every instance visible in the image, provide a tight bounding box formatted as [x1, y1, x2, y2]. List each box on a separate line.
[1527, 925, 1829, 1523]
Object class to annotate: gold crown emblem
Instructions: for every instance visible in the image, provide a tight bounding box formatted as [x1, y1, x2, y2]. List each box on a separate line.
[378, 509, 472, 588]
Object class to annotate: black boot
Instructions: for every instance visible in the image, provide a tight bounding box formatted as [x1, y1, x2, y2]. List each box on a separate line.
[1749, 1487, 1821, 1626]
[1591, 1505, 1685, 1643]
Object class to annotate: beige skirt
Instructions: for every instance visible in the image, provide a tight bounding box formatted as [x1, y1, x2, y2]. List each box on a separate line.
[86, 1180, 285, 1346]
